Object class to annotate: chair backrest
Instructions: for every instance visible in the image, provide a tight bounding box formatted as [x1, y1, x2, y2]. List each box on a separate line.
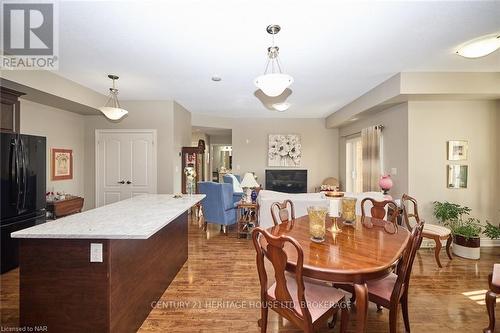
[360, 198, 399, 234]
[391, 220, 424, 304]
[401, 194, 420, 231]
[223, 174, 241, 185]
[251, 227, 312, 323]
[271, 200, 295, 226]
[198, 182, 234, 222]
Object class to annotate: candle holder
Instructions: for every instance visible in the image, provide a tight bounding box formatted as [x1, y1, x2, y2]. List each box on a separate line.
[308, 206, 328, 243]
[330, 217, 342, 234]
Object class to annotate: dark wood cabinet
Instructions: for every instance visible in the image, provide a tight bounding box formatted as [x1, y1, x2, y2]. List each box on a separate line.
[181, 140, 205, 194]
[0, 87, 25, 133]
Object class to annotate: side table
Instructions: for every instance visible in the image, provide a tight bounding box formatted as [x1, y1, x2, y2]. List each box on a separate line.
[236, 201, 259, 239]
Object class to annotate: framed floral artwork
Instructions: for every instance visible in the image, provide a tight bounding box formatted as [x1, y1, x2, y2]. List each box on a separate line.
[447, 140, 468, 161]
[51, 148, 73, 180]
[268, 134, 301, 167]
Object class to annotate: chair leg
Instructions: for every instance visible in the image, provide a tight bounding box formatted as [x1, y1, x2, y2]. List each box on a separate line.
[445, 235, 453, 260]
[483, 290, 496, 333]
[328, 311, 337, 329]
[203, 221, 207, 231]
[339, 307, 349, 333]
[434, 238, 443, 268]
[401, 292, 411, 332]
[259, 305, 268, 333]
[389, 304, 399, 333]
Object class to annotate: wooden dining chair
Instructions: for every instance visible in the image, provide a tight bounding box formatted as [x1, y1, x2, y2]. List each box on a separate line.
[401, 194, 452, 268]
[336, 220, 424, 333]
[484, 264, 500, 333]
[271, 200, 295, 226]
[360, 198, 399, 234]
[251, 227, 349, 333]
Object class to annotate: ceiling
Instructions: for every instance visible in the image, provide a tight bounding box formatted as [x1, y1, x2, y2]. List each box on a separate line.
[57, 1, 500, 118]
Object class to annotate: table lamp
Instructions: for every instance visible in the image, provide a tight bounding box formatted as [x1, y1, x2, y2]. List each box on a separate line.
[240, 172, 259, 203]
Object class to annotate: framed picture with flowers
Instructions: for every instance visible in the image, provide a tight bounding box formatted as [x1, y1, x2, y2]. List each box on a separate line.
[268, 134, 302, 167]
[51, 148, 73, 180]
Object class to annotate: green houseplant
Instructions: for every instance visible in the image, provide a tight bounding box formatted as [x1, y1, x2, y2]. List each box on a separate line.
[433, 201, 480, 259]
[484, 221, 500, 240]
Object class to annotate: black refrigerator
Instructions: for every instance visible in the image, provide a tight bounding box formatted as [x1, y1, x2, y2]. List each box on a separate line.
[1, 133, 46, 273]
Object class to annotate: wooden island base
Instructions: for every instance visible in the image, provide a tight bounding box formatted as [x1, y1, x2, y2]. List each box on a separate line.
[19, 212, 188, 333]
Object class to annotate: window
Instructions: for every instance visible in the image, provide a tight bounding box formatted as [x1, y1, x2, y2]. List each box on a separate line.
[345, 136, 363, 193]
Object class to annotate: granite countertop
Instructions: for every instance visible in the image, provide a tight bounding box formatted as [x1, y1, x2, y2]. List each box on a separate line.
[11, 194, 205, 239]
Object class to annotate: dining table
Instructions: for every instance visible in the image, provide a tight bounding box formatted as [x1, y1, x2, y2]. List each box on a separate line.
[262, 214, 410, 333]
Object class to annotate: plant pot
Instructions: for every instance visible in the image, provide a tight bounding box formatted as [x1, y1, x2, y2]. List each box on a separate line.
[452, 234, 480, 259]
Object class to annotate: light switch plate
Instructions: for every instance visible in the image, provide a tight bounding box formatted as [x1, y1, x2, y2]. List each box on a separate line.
[391, 168, 398, 176]
[90, 243, 103, 262]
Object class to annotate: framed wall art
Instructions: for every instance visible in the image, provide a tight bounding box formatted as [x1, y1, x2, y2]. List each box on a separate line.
[268, 134, 302, 167]
[447, 164, 468, 189]
[447, 140, 468, 161]
[51, 148, 73, 180]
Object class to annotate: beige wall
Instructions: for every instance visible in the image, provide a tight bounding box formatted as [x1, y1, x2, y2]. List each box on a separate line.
[83, 101, 176, 209]
[338, 103, 409, 198]
[408, 100, 499, 227]
[192, 114, 339, 192]
[20, 99, 86, 197]
[173, 102, 193, 193]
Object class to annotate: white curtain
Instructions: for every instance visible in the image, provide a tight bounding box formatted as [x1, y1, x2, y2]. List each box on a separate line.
[361, 125, 383, 192]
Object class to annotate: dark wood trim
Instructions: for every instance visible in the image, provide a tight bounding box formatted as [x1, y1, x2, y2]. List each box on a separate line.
[18, 212, 189, 333]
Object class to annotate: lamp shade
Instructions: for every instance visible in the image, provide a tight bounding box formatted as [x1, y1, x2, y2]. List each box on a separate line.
[240, 172, 259, 188]
[99, 106, 128, 120]
[254, 73, 294, 97]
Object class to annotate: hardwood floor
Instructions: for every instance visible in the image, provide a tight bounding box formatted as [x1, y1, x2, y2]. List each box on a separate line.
[1, 215, 498, 332]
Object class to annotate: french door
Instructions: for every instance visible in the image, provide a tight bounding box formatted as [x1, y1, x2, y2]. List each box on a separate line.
[95, 129, 157, 207]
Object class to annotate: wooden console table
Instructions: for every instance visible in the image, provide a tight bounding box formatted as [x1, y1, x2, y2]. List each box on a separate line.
[46, 196, 84, 219]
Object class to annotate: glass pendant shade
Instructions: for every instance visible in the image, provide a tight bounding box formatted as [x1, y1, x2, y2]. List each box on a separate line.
[456, 34, 500, 58]
[254, 73, 294, 97]
[99, 106, 128, 120]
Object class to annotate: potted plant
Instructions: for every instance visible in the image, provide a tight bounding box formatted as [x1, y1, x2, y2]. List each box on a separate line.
[433, 201, 481, 259]
[484, 221, 500, 240]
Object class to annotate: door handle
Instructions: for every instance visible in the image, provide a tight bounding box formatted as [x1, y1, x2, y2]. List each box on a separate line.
[126, 180, 132, 184]
[117, 180, 125, 184]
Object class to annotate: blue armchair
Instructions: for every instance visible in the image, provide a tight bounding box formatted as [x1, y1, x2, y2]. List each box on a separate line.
[222, 174, 244, 202]
[198, 182, 239, 234]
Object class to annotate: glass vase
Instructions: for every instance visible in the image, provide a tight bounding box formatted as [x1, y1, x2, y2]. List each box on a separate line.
[308, 206, 328, 243]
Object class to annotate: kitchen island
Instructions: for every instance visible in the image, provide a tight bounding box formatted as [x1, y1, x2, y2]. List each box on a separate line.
[11, 194, 204, 333]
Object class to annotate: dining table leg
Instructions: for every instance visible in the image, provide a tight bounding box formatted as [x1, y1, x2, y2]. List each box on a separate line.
[354, 282, 368, 333]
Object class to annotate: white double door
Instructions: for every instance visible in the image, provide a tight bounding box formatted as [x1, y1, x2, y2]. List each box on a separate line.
[96, 130, 157, 207]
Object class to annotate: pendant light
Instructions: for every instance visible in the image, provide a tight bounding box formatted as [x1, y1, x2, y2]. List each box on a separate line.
[254, 25, 294, 97]
[99, 75, 128, 120]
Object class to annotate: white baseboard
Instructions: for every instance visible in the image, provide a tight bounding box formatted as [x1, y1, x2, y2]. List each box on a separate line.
[420, 238, 500, 248]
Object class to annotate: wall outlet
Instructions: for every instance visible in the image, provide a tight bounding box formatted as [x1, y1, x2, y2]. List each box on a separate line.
[90, 243, 103, 263]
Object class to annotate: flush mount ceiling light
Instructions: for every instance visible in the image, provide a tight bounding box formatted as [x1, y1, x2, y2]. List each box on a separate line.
[254, 25, 294, 97]
[272, 102, 291, 112]
[99, 75, 128, 120]
[456, 33, 500, 58]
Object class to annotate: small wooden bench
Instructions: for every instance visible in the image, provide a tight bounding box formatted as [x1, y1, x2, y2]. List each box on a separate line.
[484, 264, 500, 333]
